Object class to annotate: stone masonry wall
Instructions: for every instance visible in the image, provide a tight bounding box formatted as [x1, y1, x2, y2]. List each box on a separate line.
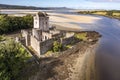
[30, 34, 79, 56]
[62, 36, 80, 45]
[31, 36, 41, 57]
[39, 36, 80, 55]
[40, 39, 54, 55]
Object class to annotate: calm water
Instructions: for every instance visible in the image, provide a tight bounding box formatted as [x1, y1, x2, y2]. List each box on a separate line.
[79, 16, 120, 80]
[1, 10, 120, 80]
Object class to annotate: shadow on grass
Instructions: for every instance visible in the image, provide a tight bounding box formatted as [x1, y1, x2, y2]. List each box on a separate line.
[20, 57, 64, 80]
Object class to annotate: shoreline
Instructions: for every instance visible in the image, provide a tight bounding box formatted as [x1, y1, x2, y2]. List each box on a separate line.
[21, 40, 100, 80]
[77, 13, 120, 21]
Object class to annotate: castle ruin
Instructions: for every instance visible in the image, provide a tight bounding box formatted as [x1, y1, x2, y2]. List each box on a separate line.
[20, 12, 75, 57]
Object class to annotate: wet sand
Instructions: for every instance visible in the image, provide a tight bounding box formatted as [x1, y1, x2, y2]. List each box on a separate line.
[48, 13, 101, 31]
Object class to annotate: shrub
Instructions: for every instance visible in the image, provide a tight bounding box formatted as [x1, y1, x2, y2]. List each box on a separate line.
[0, 14, 33, 34]
[0, 39, 31, 80]
[53, 41, 62, 52]
[0, 35, 6, 41]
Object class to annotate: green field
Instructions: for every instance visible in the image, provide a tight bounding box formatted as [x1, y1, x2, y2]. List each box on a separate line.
[78, 10, 120, 19]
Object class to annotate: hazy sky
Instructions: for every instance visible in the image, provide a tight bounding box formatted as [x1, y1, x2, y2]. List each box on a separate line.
[0, 0, 120, 10]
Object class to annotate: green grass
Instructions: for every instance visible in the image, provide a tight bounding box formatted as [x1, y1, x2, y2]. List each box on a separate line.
[65, 45, 72, 49]
[45, 50, 53, 55]
[78, 10, 120, 20]
[45, 44, 73, 56]
[92, 12, 106, 15]
[0, 35, 6, 41]
[113, 13, 120, 16]
[74, 33, 87, 41]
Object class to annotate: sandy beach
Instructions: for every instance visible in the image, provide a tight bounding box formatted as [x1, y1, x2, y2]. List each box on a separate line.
[48, 13, 101, 31]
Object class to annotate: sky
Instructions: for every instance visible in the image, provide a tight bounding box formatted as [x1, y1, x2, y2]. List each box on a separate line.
[0, 0, 120, 10]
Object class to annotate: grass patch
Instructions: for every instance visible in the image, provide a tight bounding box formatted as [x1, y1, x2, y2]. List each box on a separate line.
[45, 50, 53, 56]
[0, 35, 7, 41]
[113, 13, 120, 16]
[78, 10, 120, 20]
[45, 44, 73, 56]
[93, 12, 106, 15]
[74, 32, 87, 41]
[65, 45, 72, 49]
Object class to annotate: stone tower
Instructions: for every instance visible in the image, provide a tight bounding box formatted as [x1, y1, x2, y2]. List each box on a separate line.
[33, 12, 49, 31]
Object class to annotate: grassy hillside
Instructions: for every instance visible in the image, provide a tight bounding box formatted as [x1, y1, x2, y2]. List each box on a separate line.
[0, 4, 41, 9]
[78, 10, 120, 20]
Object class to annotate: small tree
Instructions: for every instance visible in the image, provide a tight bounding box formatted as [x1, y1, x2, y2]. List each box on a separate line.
[0, 14, 33, 34]
[53, 41, 62, 52]
[23, 14, 33, 28]
[0, 35, 6, 41]
[0, 40, 30, 80]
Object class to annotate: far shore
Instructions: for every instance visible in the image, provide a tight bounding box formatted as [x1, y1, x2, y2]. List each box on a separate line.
[77, 10, 120, 21]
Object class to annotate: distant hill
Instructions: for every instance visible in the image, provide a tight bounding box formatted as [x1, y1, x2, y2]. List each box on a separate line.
[0, 4, 71, 10]
[0, 4, 40, 9]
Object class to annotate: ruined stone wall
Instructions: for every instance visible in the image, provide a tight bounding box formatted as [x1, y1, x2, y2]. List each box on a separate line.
[30, 34, 79, 56]
[39, 36, 80, 55]
[33, 15, 49, 31]
[40, 39, 54, 55]
[30, 35, 55, 55]
[42, 32, 52, 41]
[34, 16, 40, 29]
[21, 30, 31, 46]
[31, 36, 41, 57]
[62, 36, 80, 45]
[65, 32, 75, 38]
[32, 29, 42, 41]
